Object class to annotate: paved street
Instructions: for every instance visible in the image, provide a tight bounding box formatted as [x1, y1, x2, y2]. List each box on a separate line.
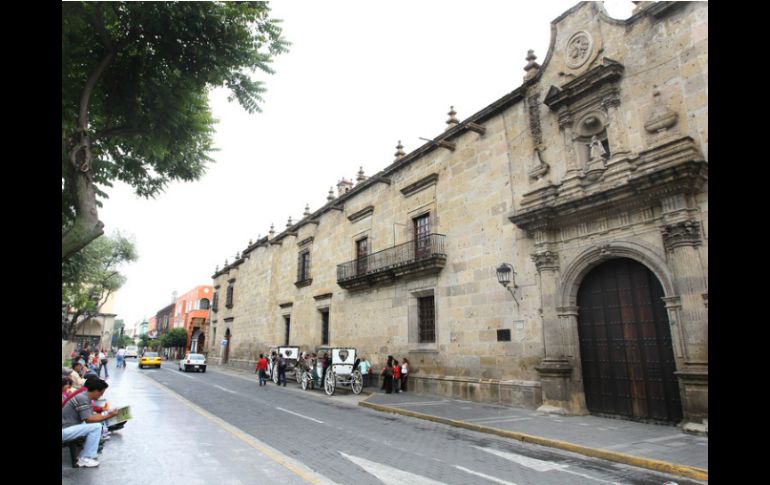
[64, 360, 706, 485]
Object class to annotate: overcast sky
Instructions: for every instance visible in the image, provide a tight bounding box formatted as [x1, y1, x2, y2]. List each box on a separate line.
[98, 1, 635, 331]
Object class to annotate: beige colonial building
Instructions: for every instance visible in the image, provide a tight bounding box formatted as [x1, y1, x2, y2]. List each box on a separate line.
[209, 2, 707, 432]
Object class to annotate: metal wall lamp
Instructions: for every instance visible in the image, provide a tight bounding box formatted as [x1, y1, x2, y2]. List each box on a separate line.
[496, 263, 521, 309]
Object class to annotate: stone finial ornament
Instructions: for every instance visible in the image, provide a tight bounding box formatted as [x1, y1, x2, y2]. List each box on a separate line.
[215, 264, 219, 272]
[235, 251, 240, 260]
[304, 204, 311, 217]
[286, 216, 293, 228]
[269, 223, 275, 238]
[224, 258, 228, 266]
[356, 167, 366, 184]
[327, 187, 335, 201]
[394, 141, 406, 160]
[644, 89, 678, 135]
[249, 239, 253, 246]
[524, 49, 541, 81]
[445, 106, 459, 131]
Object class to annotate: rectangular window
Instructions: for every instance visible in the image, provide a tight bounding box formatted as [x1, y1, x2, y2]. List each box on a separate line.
[212, 292, 219, 313]
[356, 238, 368, 275]
[297, 250, 311, 282]
[226, 285, 234, 308]
[284, 316, 291, 346]
[321, 310, 329, 345]
[413, 213, 431, 258]
[418, 296, 435, 343]
[497, 329, 511, 342]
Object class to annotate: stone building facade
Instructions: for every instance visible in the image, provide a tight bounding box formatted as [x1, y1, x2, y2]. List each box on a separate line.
[209, 2, 707, 432]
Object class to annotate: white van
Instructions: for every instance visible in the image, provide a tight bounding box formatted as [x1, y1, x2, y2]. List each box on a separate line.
[125, 345, 139, 358]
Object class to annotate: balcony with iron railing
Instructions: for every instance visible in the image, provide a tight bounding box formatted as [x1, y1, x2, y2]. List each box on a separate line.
[337, 234, 447, 290]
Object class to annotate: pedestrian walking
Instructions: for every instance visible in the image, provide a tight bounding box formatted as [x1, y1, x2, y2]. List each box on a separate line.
[358, 356, 371, 387]
[320, 352, 330, 387]
[256, 354, 269, 386]
[277, 353, 287, 386]
[115, 347, 126, 369]
[401, 358, 410, 392]
[97, 349, 109, 378]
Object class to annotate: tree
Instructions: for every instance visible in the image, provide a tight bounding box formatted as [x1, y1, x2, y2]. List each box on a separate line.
[62, 2, 289, 260]
[161, 328, 189, 350]
[62, 232, 137, 340]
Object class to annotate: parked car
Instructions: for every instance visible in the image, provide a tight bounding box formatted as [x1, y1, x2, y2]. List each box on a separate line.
[125, 345, 139, 358]
[138, 351, 161, 369]
[178, 353, 207, 373]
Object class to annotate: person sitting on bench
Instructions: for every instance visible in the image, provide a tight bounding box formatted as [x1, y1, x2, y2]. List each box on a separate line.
[62, 377, 118, 468]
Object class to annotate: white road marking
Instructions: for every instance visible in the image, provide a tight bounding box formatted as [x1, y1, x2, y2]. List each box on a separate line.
[177, 371, 195, 380]
[474, 446, 567, 472]
[475, 446, 622, 484]
[276, 407, 324, 424]
[339, 452, 445, 485]
[454, 466, 518, 485]
[214, 385, 238, 394]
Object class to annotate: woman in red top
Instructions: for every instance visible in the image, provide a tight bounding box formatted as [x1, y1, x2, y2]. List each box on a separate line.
[256, 354, 269, 387]
[392, 359, 401, 393]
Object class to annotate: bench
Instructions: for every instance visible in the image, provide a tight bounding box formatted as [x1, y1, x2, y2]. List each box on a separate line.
[62, 436, 105, 467]
[62, 437, 86, 468]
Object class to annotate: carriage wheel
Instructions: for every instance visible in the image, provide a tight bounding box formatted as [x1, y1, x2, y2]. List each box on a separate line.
[351, 370, 363, 395]
[301, 372, 309, 391]
[324, 370, 336, 396]
[272, 369, 279, 384]
[296, 369, 303, 384]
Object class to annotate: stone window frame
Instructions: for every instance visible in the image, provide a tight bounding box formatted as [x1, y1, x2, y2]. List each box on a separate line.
[408, 288, 438, 351]
[225, 280, 235, 309]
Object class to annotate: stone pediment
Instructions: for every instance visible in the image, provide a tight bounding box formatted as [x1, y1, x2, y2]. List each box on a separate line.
[544, 59, 624, 111]
[509, 136, 707, 233]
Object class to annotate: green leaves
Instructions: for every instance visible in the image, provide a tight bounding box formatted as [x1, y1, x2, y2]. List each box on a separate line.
[62, 1, 289, 254]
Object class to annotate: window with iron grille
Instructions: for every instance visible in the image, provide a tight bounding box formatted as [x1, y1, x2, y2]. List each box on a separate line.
[212, 292, 219, 313]
[418, 295, 435, 343]
[225, 285, 234, 308]
[297, 250, 311, 282]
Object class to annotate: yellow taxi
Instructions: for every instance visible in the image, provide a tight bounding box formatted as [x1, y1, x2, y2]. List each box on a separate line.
[138, 351, 162, 369]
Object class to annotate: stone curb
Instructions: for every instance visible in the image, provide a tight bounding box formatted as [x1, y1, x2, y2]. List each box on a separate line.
[359, 397, 708, 482]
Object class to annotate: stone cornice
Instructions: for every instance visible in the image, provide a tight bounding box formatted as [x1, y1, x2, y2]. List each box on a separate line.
[278, 302, 293, 309]
[509, 136, 706, 234]
[313, 292, 333, 301]
[347, 206, 374, 223]
[400, 173, 439, 197]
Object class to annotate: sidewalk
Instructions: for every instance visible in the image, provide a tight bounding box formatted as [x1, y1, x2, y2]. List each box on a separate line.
[359, 387, 707, 482]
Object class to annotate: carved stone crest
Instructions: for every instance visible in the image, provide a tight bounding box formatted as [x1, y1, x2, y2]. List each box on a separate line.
[565, 31, 593, 69]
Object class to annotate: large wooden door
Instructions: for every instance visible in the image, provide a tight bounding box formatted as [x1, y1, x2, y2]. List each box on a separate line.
[577, 258, 682, 423]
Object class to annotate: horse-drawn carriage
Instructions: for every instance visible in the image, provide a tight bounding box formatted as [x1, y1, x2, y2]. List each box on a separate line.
[299, 347, 363, 396]
[268, 346, 301, 384]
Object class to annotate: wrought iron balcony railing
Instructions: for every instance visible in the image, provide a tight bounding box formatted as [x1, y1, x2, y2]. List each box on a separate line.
[337, 234, 446, 288]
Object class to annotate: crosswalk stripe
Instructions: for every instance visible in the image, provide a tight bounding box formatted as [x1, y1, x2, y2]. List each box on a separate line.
[474, 446, 622, 484]
[454, 466, 518, 485]
[474, 446, 567, 472]
[339, 452, 446, 485]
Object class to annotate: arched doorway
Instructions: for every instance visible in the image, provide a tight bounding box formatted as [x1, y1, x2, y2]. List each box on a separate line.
[577, 258, 682, 423]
